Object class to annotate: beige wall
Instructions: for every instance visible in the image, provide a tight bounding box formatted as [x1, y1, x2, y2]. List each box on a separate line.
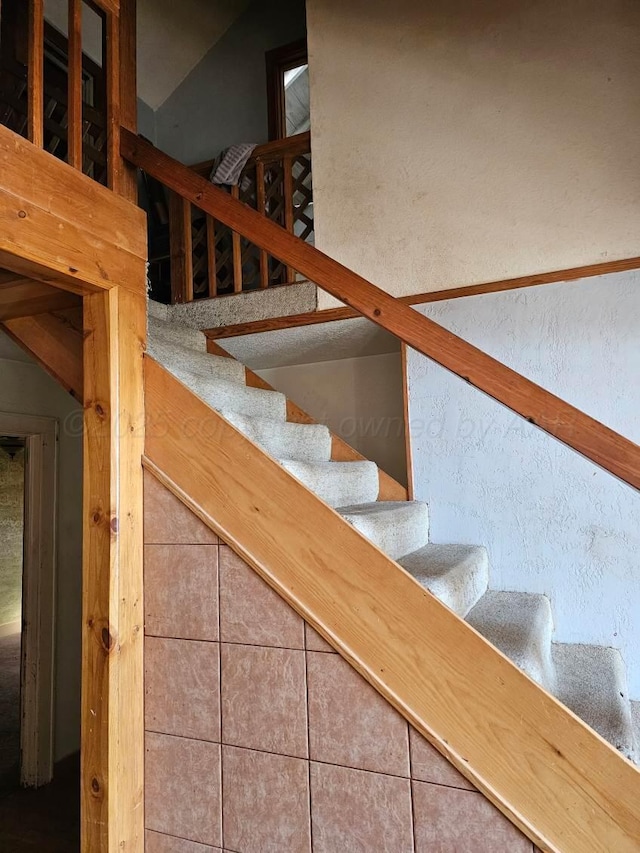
[257, 352, 407, 486]
[307, 0, 640, 308]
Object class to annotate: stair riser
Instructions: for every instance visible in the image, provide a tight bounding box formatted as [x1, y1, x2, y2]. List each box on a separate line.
[222, 412, 332, 464]
[340, 503, 430, 561]
[281, 460, 379, 509]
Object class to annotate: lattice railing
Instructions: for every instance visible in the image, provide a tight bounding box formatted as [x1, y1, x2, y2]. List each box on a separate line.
[156, 132, 314, 303]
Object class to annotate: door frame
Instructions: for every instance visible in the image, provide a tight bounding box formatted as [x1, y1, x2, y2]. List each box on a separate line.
[0, 411, 57, 787]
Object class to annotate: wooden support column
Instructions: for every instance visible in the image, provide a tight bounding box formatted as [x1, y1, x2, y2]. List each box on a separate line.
[82, 285, 145, 852]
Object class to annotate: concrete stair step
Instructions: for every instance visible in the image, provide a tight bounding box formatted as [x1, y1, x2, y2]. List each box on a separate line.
[148, 336, 246, 385]
[398, 544, 489, 618]
[220, 410, 332, 463]
[170, 366, 287, 421]
[553, 643, 636, 761]
[148, 314, 208, 352]
[281, 459, 379, 509]
[466, 591, 556, 693]
[338, 501, 429, 561]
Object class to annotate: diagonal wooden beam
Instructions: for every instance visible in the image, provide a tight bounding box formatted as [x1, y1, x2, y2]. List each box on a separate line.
[0, 279, 81, 321]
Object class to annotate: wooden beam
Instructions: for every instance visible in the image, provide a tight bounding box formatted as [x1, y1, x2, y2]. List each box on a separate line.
[27, 0, 44, 148]
[144, 356, 640, 853]
[208, 339, 408, 502]
[0, 279, 80, 320]
[0, 124, 146, 295]
[168, 192, 193, 303]
[82, 287, 145, 852]
[2, 311, 84, 399]
[203, 256, 640, 339]
[122, 131, 640, 492]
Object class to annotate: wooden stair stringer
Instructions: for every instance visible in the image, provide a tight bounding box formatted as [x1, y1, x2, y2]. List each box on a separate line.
[143, 354, 640, 853]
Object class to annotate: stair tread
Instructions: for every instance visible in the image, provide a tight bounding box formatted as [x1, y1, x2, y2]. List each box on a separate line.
[148, 336, 246, 384]
[398, 544, 488, 617]
[169, 365, 287, 421]
[148, 314, 208, 352]
[553, 643, 636, 760]
[338, 501, 429, 561]
[466, 590, 556, 692]
[220, 410, 332, 463]
[281, 459, 379, 508]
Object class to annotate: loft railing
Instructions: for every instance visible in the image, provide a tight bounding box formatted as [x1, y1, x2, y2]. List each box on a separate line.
[0, 0, 136, 200]
[147, 131, 313, 304]
[122, 129, 640, 493]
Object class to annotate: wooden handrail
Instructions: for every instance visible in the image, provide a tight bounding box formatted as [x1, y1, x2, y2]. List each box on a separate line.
[145, 356, 640, 853]
[190, 130, 311, 178]
[121, 130, 640, 492]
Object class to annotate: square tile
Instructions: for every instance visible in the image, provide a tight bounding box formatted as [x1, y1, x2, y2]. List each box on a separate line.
[144, 470, 219, 544]
[412, 781, 532, 852]
[219, 546, 304, 648]
[310, 762, 413, 852]
[305, 623, 336, 653]
[221, 644, 307, 758]
[222, 745, 311, 852]
[145, 732, 221, 847]
[307, 652, 409, 776]
[145, 830, 221, 852]
[145, 637, 220, 741]
[409, 726, 475, 790]
[144, 544, 218, 640]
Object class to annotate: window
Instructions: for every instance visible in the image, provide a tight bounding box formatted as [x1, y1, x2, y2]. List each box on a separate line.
[265, 39, 309, 140]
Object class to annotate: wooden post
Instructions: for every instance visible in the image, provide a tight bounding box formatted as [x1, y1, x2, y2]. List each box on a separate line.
[283, 154, 295, 283]
[169, 192, 193, 303]
[27, 0, 44, 148]
[230, 185, 243, 293]
[104, 0, 137, 200]
[67, 0, 84, 170]
[206, 215, 217, 298]
[82, 285, 145, 852]
[255, 162, 269, 288]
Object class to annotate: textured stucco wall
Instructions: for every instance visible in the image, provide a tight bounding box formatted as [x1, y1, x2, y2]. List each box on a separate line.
[0, 333, 83, 760]
[406, 271, 640, 694]
[0, 449, 24, 628]
[258, 352, 407, 485]
[307, 0, 640, 308]
[156, 0, 307, 165]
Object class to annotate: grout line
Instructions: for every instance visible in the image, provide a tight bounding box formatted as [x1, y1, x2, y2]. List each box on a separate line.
[407, 723, 417, 853]
[304, 636, 314, 852]
[146, 826, 233, 851]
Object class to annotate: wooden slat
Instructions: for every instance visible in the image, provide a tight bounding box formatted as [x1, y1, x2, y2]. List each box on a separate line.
[168, 192, 193, 303]
[115, 0, 138, 201]
[87, 0, 119, 13]
[121, 131, 640, 492]
[208, 339, 408, 502]
[2, 311, 84, 400]
[0, 124, 147, 295]
[144, 356, 640, 853]
[400, 342, 414, 500]
[27, 0, 44, 147]
[82, 287, 145, 852]
[0, 279, 81, 320]
[206, 215, 217, 298]
[283, 154, 295, 283]
[230, 185, 242, 293]
[255, 162, 269, 288]
[67, 0, 84, 170]
[104, 9, 121, 192]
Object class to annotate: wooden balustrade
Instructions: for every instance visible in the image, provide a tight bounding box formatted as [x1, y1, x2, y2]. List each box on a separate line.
[0, 0, 135, 198]
[152, 132, 314, 304]
[122, 129, 640, 493]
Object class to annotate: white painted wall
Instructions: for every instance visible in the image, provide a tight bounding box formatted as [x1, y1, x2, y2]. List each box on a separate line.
[258, 352, 407, 486]
[0, 333, 83, 761]
[405, 271, 640, 694]
[306, 0, 640, 309]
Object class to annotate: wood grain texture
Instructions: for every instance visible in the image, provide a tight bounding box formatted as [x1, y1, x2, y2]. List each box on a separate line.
[82, 288, 145, 852]
[0, 279, 80, 320]
[113, 0, 138, 202]
[2, 311, 84, 399]
[122, 132, 640, 492]
[0, 124, 146, 294]
[203, 257, 640, 339]
[144, 356, 640, 853]
[208, 339, 408, 502]
[67, 0, 83, 171]
[27, 0, 44, 148]
[169, 193, 193, 303]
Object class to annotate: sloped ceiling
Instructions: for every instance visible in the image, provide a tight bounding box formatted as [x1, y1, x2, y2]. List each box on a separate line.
[137, 0, 252, 109]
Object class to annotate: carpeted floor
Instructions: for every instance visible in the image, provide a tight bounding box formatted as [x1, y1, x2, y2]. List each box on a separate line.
[0, 631, 21, 788]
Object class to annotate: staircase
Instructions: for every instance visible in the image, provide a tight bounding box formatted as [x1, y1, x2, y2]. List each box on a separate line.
[148, 306, 640, 764]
